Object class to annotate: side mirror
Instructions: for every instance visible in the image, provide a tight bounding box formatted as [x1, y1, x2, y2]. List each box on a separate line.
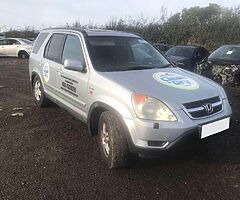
[64, 59, 84, 72]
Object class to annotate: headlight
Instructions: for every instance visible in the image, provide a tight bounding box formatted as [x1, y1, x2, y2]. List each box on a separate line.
[132, 93, 177, 121]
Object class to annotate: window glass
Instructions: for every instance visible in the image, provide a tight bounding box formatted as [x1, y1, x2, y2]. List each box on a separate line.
[33, 33, 49, 54]
[166, 47, 196, 58]
[44, 34, 65, 62]
[88, 36, 170, 72]
[209, 46, 240, 63]
[19, 39, 32, 44]
[62, 35, 85, 66]
[196, 48, 209, 61]
[7, 39, 20, 45]
[0, 40, 6, 45]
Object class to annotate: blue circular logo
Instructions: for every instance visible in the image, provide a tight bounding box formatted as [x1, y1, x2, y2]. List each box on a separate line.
[43, 63, 50, 83]
[153, 72, 199, 90]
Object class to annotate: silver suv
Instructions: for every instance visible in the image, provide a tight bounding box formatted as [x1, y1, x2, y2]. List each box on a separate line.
[0, 38, 32, 58]
[29, 28, 232, 168]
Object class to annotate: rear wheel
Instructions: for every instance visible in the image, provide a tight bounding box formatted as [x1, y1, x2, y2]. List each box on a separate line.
[98, 111, 129, 169]
[18, 51, 28, 59]
[33, 76, 50, 107]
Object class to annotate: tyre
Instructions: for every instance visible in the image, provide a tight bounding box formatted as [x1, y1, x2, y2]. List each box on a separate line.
[18, 51, 28, 59]
[33, 76, 50, 107]
[98, 111, 129, 169]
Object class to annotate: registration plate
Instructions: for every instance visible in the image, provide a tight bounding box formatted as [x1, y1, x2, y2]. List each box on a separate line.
[201, 118, 230, 139]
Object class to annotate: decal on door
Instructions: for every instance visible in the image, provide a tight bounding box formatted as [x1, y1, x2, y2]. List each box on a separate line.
[43, 63, 50, 83]
[60, 75, 78, 97]
[153, 72, 199, 90]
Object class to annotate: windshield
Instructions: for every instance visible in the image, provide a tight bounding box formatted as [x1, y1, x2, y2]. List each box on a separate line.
[209, 46, 240, 63]
[87, 36, 171, 72]
[166, 46, 196, 58]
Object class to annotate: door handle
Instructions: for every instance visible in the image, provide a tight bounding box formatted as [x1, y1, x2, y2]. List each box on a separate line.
[57, 68, 63, 75]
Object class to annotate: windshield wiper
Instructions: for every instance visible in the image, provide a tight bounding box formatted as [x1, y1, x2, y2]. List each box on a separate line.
[123, 64, 173, 71]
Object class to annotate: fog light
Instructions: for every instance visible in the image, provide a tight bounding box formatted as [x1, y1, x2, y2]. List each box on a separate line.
[148, 141, 169, 147]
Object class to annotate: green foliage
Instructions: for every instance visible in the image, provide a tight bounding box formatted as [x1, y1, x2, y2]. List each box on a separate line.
[104, 4, 240, 51]
[1, 4, 239, 51]
[3, 26, 38, 39]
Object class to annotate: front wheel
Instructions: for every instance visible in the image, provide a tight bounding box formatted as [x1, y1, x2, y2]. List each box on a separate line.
[98, 111, 129, 169]
[33, 76, 50, 107]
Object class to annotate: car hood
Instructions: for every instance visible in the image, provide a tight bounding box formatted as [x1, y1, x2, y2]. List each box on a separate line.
[101, 67, 220, 110]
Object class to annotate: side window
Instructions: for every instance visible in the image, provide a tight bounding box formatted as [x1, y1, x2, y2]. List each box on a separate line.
[7, 39, 20, 45]
[32, 32, 49, 54]
[5, 40, 10, 45]
[62, 35, 85, 66]
[0, 40, 6, 45]
[44, 34, 66, 63]
[15, 40, 21, 45]
[197, 48, 209, 61]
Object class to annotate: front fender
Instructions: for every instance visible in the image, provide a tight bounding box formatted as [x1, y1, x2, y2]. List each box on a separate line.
[88, 95, 133, 120]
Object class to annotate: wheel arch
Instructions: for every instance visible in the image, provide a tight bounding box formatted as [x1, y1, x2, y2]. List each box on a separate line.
[31, 71, 38, 86]
[87, 102, 120, 136]
[30, 70, 45, 91]
[87, 101, 132, 136]
[18, 49, 28, 58]
[87, 101, 135, 154]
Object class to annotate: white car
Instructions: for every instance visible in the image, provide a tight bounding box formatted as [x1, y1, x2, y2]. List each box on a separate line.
[0, 38, 33, 58]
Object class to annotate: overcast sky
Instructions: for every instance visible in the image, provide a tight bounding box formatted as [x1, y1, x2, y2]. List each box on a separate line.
[1, 0, 239, 30]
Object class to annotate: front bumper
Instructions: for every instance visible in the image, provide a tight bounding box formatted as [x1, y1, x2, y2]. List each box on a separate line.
[122, 99, 232, 154]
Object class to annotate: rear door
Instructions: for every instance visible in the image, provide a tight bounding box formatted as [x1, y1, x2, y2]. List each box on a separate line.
[42, 33, 66, 97]
[56, 34, 89, 115]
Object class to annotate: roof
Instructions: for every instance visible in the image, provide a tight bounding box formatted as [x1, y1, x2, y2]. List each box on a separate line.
[42, 27, 141, 38]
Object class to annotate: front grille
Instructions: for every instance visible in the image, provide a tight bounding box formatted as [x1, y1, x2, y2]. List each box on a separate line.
[183, 96, 223, 119]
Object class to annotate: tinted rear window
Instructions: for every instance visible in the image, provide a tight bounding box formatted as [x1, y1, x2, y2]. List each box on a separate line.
[44, 34, 66, 62]
[32, 32, 49, 54]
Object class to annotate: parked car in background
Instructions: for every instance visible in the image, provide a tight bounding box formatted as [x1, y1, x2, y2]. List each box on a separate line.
[196, 45, 240, 87]
[165, 46, 209, 71]
[0, 38, 33, 58]
[153, 43, 170, 53]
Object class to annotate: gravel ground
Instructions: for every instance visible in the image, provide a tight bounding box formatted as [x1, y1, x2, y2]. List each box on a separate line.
[0, 58, 239, 200]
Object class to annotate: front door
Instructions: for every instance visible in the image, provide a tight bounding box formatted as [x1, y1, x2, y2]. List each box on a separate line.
[56, 34, 89, 116]
[5, 39, 20, 56]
